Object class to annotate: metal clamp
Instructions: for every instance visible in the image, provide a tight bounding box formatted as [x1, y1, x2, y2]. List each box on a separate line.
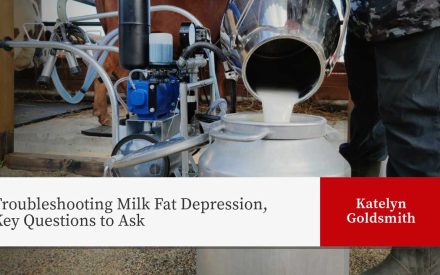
[57, 0, 69, 23]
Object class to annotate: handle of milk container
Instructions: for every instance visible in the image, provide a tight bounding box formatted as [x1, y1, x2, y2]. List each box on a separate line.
[209, 125, 270, 142]
[327, 0, 350, 74]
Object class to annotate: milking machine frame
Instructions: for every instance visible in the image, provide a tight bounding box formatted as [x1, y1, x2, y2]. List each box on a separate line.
[1, 0, 350, 178]
[1, 0, 230, 176]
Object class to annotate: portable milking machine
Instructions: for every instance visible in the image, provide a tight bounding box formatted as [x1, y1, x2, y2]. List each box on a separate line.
[53, 0, 234, 178]
[1, 0, 233, 177]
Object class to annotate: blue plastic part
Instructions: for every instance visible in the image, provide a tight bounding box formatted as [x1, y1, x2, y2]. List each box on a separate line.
[127, 76, 179, 120]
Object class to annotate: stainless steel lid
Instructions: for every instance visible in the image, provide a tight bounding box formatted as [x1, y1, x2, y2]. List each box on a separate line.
[210, 112, 327, 141]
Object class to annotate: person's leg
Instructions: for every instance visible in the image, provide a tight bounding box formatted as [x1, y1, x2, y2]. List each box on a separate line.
[340, 33, 387, 176]
[375, 27, 440, 177]
[362, 27, 440, 275]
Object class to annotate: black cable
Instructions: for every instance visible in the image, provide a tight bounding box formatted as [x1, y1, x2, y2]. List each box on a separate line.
[181, 42, 227, 62]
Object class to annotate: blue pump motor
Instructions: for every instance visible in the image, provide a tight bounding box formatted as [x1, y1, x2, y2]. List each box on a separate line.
[127, 75, 180, 120]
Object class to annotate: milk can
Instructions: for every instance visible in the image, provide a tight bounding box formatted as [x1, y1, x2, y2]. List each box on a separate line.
[199, 113, 350, 177]
[202, 0, 351, 176]
[197, 0, 350, 272]
[197, 113, 350, 274]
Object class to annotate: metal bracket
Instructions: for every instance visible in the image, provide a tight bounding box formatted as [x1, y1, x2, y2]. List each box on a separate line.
[23, 23, 46, 41]
[223, 61, 239, 81]
[225, 70, 239, 81]
[57, 0, 69, 23]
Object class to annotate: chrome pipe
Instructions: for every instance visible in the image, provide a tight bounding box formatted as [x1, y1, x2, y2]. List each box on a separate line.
[68, 11, 118, 22]
[108, 134, 209, 170]
[37, 51, 57, 87]
[68, 5, 203, 27]
[187, 78, 215, 91]
[179, 83, 190, 177]
[75, 44, 119, 53]
[208, 51, 219, 101]
[64, 51, 81, 75]
[57, 0, 69, 23]
[179, 83, 189, 139]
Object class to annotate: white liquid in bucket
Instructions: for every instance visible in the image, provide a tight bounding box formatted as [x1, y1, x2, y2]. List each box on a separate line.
[258, 89, 300, 123]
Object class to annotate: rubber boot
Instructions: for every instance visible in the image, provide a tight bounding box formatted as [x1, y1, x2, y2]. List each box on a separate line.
[350, 160, 382, 177]
[362, 248, 440, 275]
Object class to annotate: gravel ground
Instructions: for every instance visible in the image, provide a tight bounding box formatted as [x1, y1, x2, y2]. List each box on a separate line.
[350, 248, 391, 274]
[0, 247, 390, 274]
[0, 248, 196, 275]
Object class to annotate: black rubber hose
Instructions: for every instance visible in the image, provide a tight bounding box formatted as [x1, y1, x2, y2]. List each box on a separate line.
[0, 37, 13, 51]
[73, 0, 96, 7]
[181, 42, 237, 112]
[181, 42, 227, 62]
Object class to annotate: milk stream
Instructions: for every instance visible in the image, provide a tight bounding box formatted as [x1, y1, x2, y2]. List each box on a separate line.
[258, 89, 300, 123]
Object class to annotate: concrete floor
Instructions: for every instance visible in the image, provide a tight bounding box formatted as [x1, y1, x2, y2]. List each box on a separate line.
[13, 110, 113, 158]
[11, 110, 348, 159]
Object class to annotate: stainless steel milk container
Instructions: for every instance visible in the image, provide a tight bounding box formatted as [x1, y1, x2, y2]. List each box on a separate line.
[197, 0, 350, 273]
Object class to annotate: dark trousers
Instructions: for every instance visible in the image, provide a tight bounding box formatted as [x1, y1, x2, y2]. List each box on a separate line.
[375, 27, 440, 176]
[342, 28, 440, 176]
[340, 33, 387, 165]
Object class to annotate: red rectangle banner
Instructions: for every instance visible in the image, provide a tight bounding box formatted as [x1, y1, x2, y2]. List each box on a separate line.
[321, 178, 440, 247]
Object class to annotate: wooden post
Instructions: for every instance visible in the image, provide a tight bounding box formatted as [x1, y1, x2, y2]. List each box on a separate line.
[0, 0, 14, 161]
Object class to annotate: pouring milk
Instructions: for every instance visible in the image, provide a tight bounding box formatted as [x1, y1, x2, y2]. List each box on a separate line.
[257, 89, 301, 123]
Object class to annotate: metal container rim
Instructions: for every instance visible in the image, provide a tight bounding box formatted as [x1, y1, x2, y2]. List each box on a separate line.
[241, 33, 327, 104]
[222, 112, 327, 127]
